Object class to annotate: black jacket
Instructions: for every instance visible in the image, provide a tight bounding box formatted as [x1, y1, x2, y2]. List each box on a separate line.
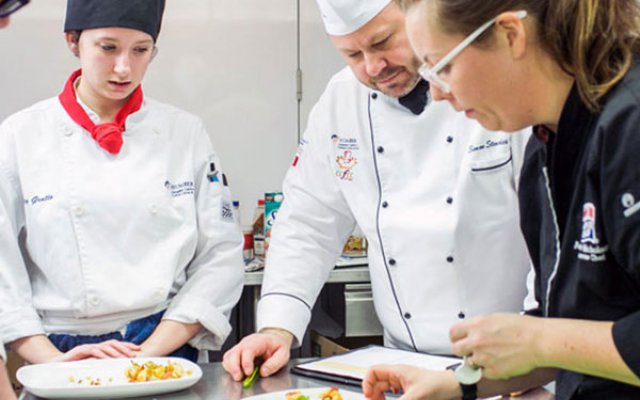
[520, 63, 640, 399]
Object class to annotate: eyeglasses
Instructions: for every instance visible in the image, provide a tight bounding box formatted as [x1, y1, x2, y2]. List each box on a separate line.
[418, 10, 527, 94]
[0, 0, 29, 18]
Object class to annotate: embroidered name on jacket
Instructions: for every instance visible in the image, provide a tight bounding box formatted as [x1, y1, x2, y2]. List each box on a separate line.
[468, 138, 509, 153]
[26, 194, 54, 205]
[164, 180, 195, 197]
[574, 202, 609, 262]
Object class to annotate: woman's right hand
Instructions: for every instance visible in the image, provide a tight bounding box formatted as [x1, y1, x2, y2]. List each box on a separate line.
[54, 339, 140, 362]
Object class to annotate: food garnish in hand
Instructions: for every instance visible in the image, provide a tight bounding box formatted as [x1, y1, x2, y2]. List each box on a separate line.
[242, 365, 260, 389]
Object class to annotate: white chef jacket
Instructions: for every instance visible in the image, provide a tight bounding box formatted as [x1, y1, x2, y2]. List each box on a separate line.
[258, 67, 532, 354]
[0, 95, 244, 352]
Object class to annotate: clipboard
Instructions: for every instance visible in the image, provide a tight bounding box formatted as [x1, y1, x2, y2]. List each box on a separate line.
[291, 345, 460, 386]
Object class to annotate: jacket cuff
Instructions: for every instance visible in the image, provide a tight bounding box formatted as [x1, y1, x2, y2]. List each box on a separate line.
[164, 293, 232, 351]
[0, 307, 44, 344]
[257, 293, 312, 348]
[612, 311, 640, 378]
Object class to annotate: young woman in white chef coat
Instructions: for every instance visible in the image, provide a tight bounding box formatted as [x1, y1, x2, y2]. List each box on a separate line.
[0, 0, 244, 364]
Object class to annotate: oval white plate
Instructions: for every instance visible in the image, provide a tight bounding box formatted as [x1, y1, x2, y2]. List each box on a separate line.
[17, 357, 202, 399]
[243, 387, 365, 400]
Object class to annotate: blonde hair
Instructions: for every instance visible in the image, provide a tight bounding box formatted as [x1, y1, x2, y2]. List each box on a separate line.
[400, 0, 640, 111]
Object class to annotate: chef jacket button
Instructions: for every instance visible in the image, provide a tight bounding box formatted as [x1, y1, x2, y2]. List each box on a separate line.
[446, 256, 454, 263]
[404, 312, 412, 319]
[388, 258, 396, 266]
[382, 201, 389, 208]
[446, 196, 453, 204]
[377, 146, 384, 154]
[88, 296, 100, 307]
[149, 204, 158, 214]
[371, 93, 378, 99]
[153, 289, 164, 301]
[64, 128, 73, 136]
[446, 136, 453, 143]
[74, 206, 84, 216]
[458, 311, 465, 319]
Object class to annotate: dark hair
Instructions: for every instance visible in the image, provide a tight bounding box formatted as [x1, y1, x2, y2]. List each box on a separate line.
[400, 0, 640, 111]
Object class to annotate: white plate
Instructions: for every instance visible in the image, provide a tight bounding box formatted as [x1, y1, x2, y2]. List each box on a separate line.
[243, 387, 365, 400]
[17, 357, 202, 399]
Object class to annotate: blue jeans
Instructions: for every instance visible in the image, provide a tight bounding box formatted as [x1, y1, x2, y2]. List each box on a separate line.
[48, 310, 198, 362]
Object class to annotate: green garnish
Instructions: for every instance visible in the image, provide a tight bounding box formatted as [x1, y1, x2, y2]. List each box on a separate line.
[295, 396, 310, 400]
[242, 365, 260, 389]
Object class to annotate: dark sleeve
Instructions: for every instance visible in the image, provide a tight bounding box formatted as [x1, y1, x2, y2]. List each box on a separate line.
[599, 93, 640, 377]
[613, 313, 640, 377]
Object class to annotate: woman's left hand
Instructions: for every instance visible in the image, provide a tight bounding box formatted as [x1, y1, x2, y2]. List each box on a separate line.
[362, 364, 460, 400]
[449, 313, 544, 380]
[55, 339, 141, 362]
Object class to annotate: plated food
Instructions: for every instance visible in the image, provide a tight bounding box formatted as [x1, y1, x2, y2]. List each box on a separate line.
[286, 386, 343, 400]
[17, 357, 202, 399]
[243, 387, 364, 400]
[125, 359, 191, 382]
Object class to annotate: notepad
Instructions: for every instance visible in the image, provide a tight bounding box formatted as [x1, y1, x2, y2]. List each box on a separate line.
[291, 345, 460, 387]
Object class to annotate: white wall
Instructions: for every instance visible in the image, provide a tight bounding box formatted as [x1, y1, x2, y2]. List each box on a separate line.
[299, 0, 346, 132]
[0, 0, 344, 226]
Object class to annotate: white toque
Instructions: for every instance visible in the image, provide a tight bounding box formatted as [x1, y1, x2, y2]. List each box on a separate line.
[315, 0, 392, 35]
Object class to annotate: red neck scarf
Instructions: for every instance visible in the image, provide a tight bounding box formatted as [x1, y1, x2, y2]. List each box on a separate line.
[58, 69, 143, 155]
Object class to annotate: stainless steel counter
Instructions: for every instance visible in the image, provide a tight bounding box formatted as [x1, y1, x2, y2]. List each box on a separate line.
[21, 359, 554, 399]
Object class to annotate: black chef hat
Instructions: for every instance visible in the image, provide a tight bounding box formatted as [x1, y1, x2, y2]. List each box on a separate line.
[64, 0, 166, 42]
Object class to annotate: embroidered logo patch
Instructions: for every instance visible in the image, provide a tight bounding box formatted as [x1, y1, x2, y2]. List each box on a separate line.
[165, 180, 195, 197]
[580, 203, 598, 244]
[221, 200, 234, 221]
[207, 162, 219, 182]
[335, 150, 358, 181]
[622, 193, 640, 218]
[336, 137, 359, 151]
[292, 139, 308, 167]
[574, 202, 608, 262]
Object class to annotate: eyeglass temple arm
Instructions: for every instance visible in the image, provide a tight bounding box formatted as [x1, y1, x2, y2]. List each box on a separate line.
[431, 10, 528, 72]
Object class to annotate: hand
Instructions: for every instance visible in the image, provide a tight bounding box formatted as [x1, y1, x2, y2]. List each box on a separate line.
[222, 329, 293, 381]
[52, 339, 141, 362]
[450, 313, 544, 379]
[363, 364, 460, 400]
[0, 361, 17, 400]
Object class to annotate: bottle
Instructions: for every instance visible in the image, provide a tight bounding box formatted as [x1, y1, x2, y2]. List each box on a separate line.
[242, 226, 254, 262]
[252, 199, 265, 257]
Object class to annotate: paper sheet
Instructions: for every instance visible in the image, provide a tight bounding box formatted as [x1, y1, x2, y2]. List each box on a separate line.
[295, 345, 459, 380]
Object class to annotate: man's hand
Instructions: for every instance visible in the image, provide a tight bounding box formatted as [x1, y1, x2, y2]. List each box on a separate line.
[222, 328, 294, 381]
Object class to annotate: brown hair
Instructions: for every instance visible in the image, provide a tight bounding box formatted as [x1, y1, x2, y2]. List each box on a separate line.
[400, 0, 640, 111]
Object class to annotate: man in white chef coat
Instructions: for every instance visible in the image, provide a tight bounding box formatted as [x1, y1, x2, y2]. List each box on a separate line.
[223, 0, 532, 380]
